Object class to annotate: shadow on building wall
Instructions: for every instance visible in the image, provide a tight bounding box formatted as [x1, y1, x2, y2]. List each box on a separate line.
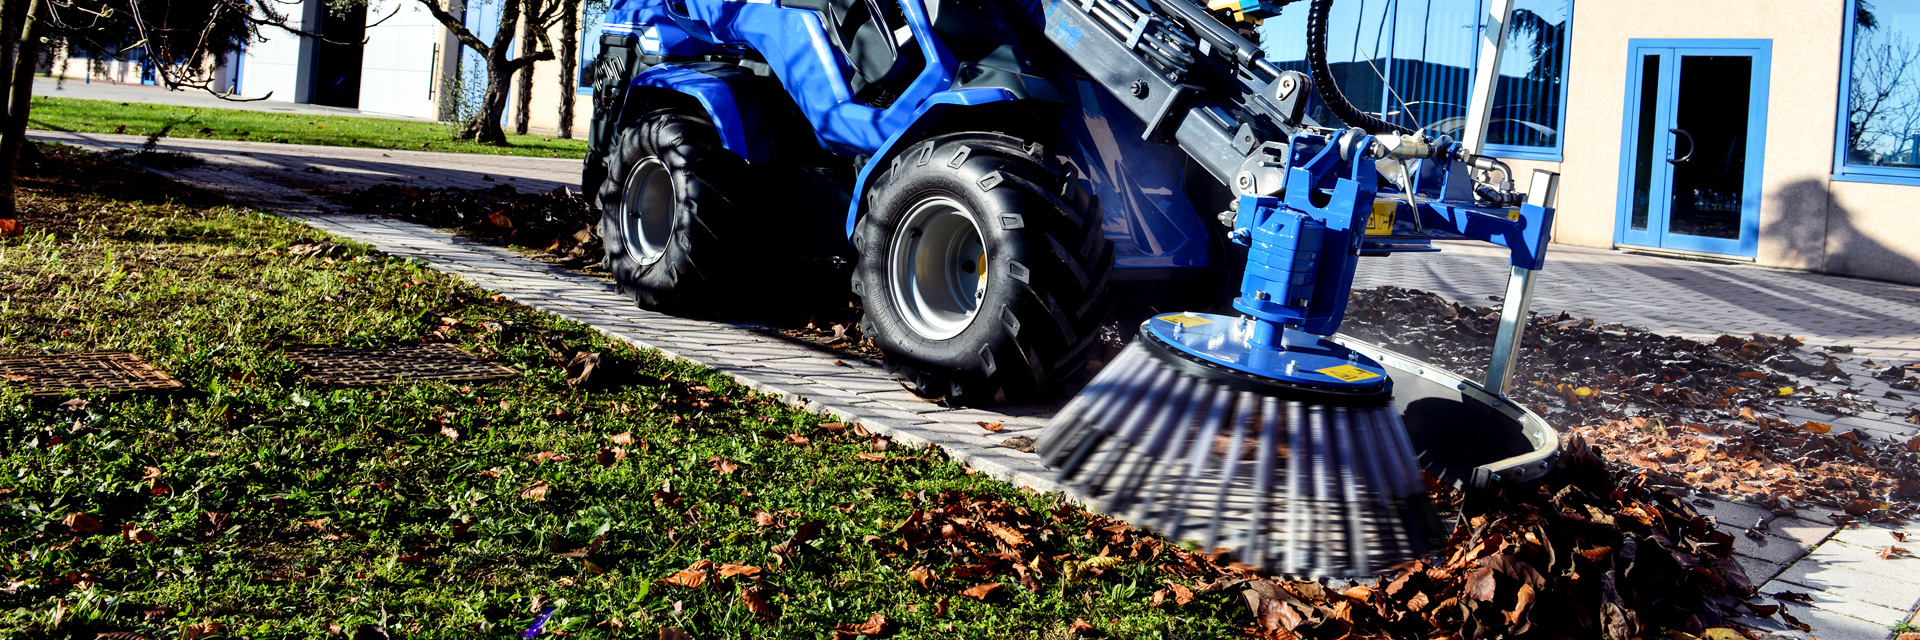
[1763, 178, 1920, 286]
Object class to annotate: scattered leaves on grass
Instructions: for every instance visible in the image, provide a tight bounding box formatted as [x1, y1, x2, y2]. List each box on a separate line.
[717, 562, 762, 578]
[741, 585, 778, 620]
[63, 512, 102, 534]
[832, 612, 894, 639]
[960, 582, 1003, 601]
[519, 481, 551, 501]
[121, 524, 156, 544]
[662, 560, 712, 589]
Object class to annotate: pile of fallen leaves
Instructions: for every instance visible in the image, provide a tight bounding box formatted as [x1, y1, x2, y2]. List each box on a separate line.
[1343, 286, 1872, 429]
[1344, 286, 1920, 512]
[341, 184, 600, 267]
[1222, 434, 1788, 639]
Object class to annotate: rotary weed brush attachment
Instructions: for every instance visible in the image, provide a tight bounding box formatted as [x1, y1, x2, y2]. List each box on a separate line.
[1040, 128, 1567, 580]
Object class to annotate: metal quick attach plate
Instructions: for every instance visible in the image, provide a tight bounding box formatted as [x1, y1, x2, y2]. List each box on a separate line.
[0, 352, 186, 397]
[1144, 312, 1389, 394]
[288, 345, 519, 387]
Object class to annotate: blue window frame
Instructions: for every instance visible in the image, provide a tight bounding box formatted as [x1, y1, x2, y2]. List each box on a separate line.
[1256, 0, 1572, 161]
[1834, 0, 1920, 186]
[577, 0, 610, 95]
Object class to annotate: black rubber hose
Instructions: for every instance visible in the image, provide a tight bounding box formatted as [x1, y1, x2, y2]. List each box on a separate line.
[1305, 0, 1412, 135]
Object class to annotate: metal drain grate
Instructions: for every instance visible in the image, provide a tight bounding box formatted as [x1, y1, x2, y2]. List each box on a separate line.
[0, 352, 187, 396]
[289, 344, 518, 386]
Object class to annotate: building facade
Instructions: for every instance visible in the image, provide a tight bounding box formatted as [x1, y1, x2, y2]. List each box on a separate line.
[1260, 0, 1920, 284]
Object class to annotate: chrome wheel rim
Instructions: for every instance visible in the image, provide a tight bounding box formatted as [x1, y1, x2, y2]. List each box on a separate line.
[888, 196, 987, 341]
[618, 157, 673, 265]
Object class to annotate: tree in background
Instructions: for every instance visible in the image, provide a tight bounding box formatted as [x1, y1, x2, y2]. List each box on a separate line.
[418, 0, 558, 144]
[554, 0, 581, 138]
[0, 0, 259, 220]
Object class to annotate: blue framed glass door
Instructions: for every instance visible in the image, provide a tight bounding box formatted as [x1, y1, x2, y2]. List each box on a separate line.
[1615, 40, 1771, 258]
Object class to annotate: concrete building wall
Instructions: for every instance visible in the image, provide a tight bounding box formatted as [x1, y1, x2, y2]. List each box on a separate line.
[361, 0, 459, 119]
[239, 0, 319, 103]
[1535, 0, 1920, 284]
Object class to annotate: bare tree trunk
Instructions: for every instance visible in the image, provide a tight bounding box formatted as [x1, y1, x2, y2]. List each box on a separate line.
[556, 0, 578, 139]
[512, 0, 539, 135]
[453, 0, 523, 144]
[0, 0, 26, 218]
[2, 0, 45, 167]
[463, 51, 519, 145]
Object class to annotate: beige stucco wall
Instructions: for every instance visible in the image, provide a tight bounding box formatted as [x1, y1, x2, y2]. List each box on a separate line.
[1540, 0, 1920, 284]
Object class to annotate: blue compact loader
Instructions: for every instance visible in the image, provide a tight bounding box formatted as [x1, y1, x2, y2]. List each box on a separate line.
[585, 0, 1564, 577]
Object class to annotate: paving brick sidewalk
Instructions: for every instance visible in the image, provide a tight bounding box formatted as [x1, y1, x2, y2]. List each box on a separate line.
[33, 129, 1920, 638]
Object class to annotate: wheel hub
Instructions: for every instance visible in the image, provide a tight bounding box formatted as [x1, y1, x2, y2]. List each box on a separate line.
[619, 157, 674, 265]
[889, 196, 987, 341]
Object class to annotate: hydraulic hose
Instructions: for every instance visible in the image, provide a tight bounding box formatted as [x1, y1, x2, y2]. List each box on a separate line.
[1305, 0, 1412, 135]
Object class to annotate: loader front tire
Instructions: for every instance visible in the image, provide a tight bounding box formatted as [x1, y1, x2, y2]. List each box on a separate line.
[597, 109, 747, 310]
[854, 133, 1113, 403]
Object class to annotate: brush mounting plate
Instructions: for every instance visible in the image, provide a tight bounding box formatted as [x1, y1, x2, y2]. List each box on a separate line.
[1143, 312, 1389, 396]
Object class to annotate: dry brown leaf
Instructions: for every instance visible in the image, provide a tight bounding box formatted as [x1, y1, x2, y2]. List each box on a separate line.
[717, 562, 763, 578]
[818, 422, 847, 432]
[1880, 545, 1911, 559]
[741, 586, 778, 620]
[752, 510, 778, 528]
[63, 512, 102, 534]
[439, 425, 460, 440]
[909, 565, 935, 588]
[709, 456, 740, 475]
[526, 451, 572, 464]
[521, 482, 552, 501]
[1895, 531, 1909, 542]
[596, 447, 626, 468]
[1170, 583, 1196, 606]
[1463, 567, 1498, 601]
[1069, 618, 1096, 636]
[784, 432, 811, 446]
[659, 627, 693, 640]
[960, 582, 1003, 601]
[478, 469, 503, 478]
[663, 560, 712, 588]
[1802, 421, 1834, 434]
[180, 620, 222, 640]
[832, 612, 893, 639]
[977, 421, 1005, 432]
[122, 524, 157, 545]
[610, 432, 636, 445]
[984, 521, 1028, 547]
[855, 452, 888, 462]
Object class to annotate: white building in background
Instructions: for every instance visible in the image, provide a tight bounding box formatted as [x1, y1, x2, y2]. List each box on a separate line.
[51, 0, 600, 132]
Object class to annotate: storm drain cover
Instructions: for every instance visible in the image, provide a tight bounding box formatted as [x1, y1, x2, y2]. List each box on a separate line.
[0, 352, 186, 396]
[290, 344, 518, 386]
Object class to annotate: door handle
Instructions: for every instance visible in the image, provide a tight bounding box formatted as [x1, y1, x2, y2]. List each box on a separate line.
[1668, 128, 1695, 164]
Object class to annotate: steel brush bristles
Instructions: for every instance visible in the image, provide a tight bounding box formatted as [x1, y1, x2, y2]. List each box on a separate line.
[1038, 343, 1443, 580]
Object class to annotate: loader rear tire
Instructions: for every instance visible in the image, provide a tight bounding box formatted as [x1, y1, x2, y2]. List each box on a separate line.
[597, 108, 749, 310]
[854, 133, 1113, 403]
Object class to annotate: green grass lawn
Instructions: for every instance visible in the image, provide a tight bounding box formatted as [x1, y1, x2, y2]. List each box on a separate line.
[0, 144, 1240, 638]
[25, 95, 589, 160]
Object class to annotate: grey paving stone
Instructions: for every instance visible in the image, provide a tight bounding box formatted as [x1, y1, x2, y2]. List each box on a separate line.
[1775, 600, 1906, 639]
[1779, 539, 1920, 591]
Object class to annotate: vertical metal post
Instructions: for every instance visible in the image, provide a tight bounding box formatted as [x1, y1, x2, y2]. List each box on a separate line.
[1461, 0, 1514, 155]
[1484, 170, 1559, 397]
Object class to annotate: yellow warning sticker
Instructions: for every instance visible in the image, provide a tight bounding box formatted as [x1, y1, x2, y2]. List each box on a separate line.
[1316, 364, 1382, 382]
[1365, 201, 1397, 236]
[1155, 313, 1213, 328]
[1507, 208, 1523, 221]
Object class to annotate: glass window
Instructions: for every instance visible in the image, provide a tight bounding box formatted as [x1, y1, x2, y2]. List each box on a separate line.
[1837, 0, 1920, 180]
[1256, 0, 1571, 160]
[578, 0, 611, 94]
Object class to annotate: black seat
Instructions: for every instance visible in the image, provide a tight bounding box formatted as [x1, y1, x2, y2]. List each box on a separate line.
[785, 0, 925, 102]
